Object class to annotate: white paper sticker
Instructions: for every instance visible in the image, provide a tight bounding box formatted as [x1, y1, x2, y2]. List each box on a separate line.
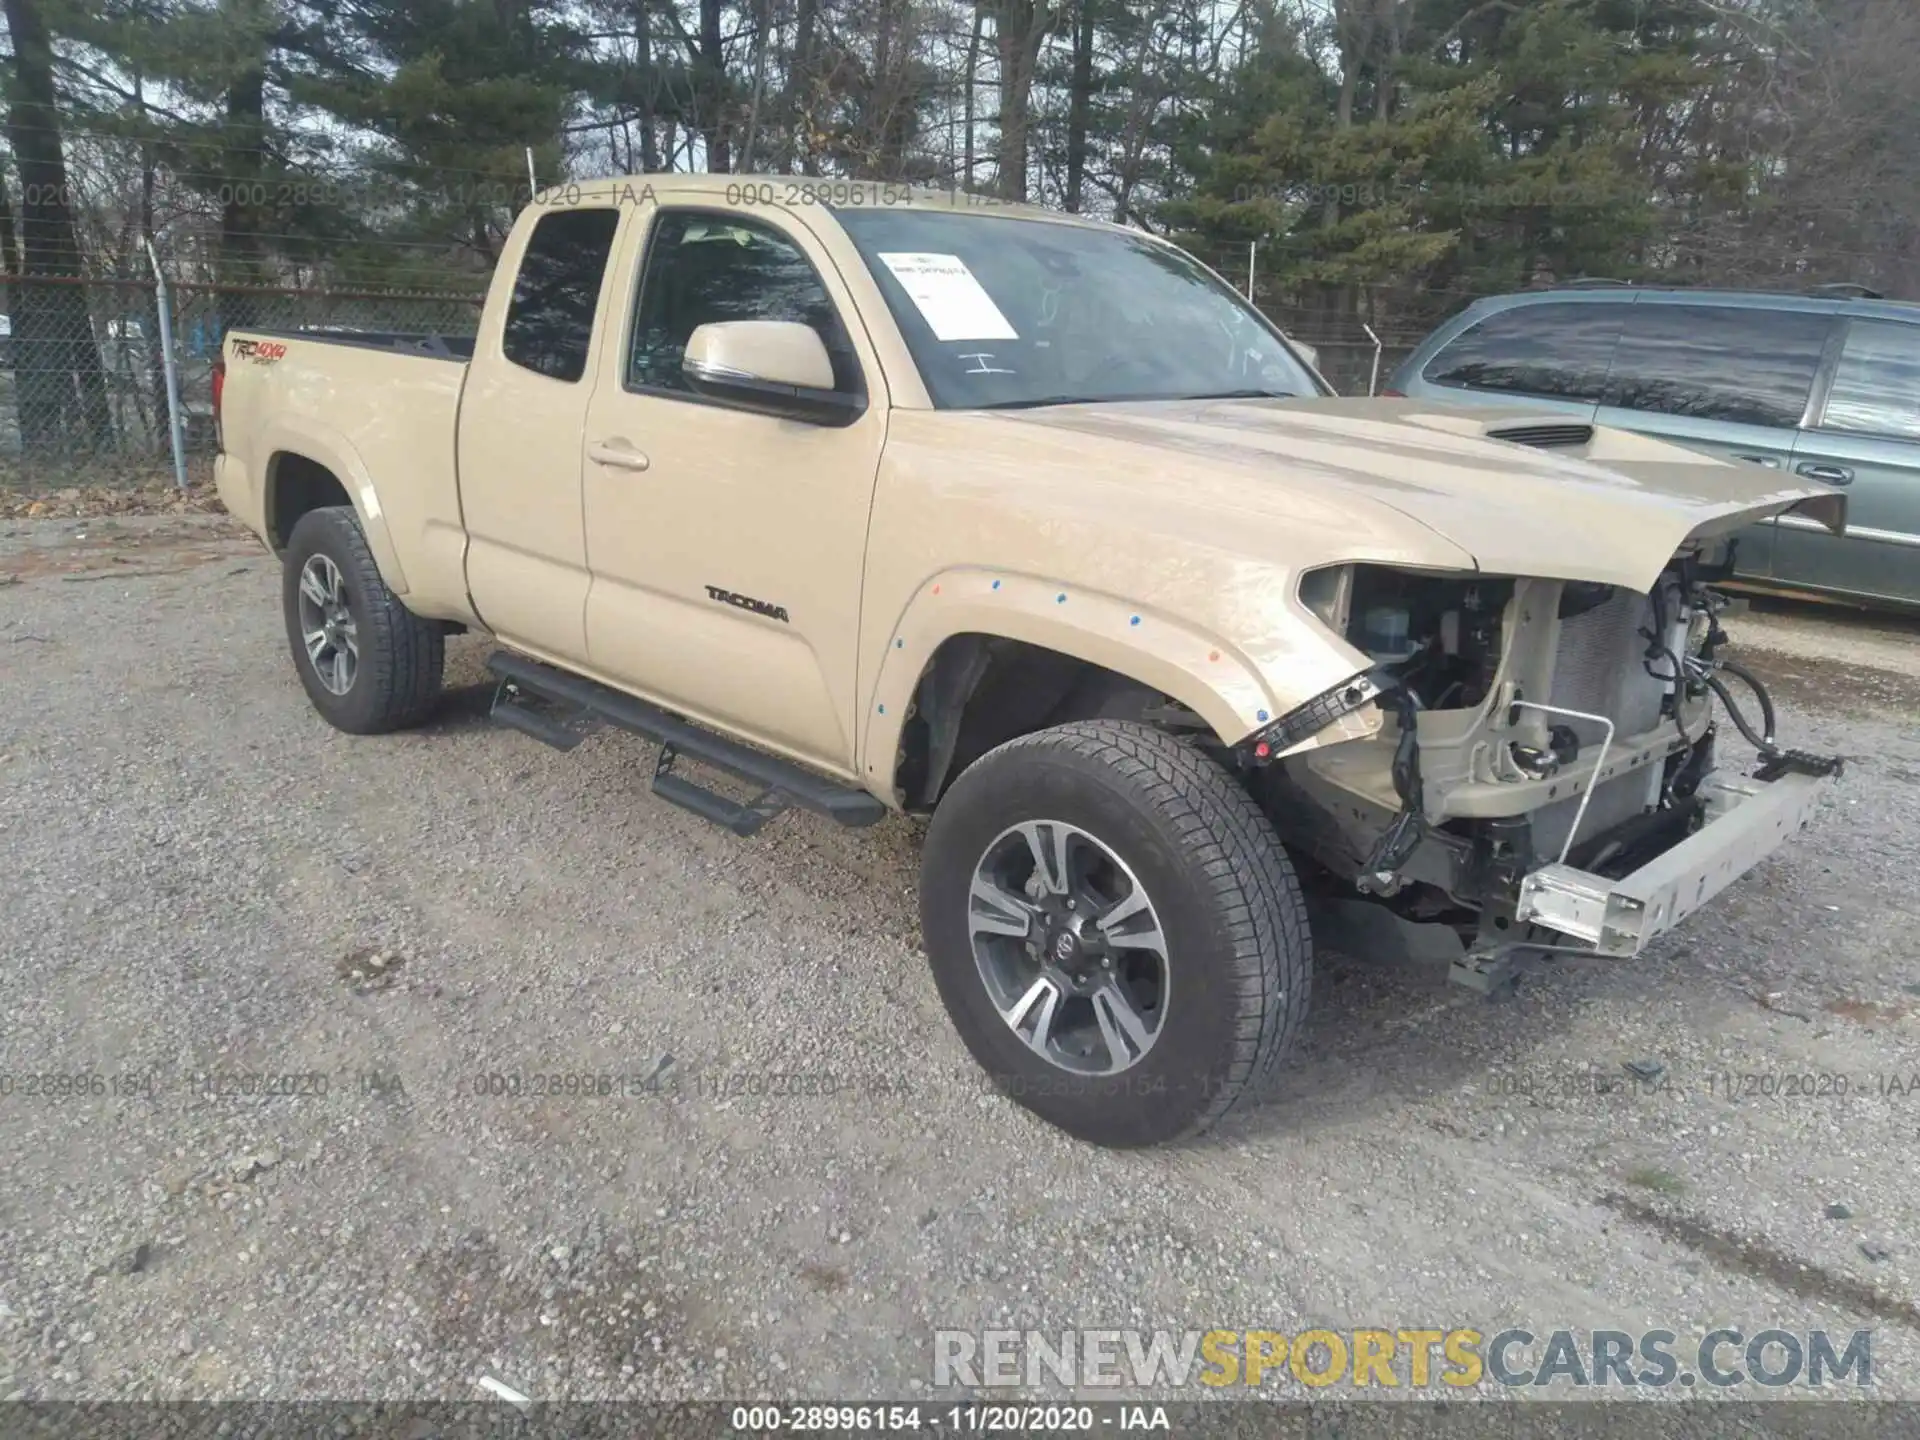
[877, 252, 1018, 342]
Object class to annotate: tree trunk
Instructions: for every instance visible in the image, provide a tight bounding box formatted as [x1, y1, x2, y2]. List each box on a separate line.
[698, 0, 730, 171]
[636, 0, 661, 171]
[139, 112, 169, 455]
[220, 46, 269, 333]
[793, 0, 819, 174]
[740, 0, 771, 172]
[1064, 0, 1095, 211]
[2, 0, 115, 455]
[962, 5, 983, 190]
[992, 0, 1052, 202]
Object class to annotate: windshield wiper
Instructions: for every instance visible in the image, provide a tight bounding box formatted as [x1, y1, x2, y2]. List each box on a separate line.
[1180, 388, 1298, 401]
[972, 394, 1110, 410]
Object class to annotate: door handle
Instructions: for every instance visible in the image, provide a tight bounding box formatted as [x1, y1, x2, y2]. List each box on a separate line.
[588, 439, 650, 472]
[1734, 453, 1781, 469]
[1795, 462, 1853, 486]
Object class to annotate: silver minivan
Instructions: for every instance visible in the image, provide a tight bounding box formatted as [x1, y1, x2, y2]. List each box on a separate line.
[1389, 285, 1920, 610]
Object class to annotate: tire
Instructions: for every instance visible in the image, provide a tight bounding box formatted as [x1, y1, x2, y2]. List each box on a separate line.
[919, 719, 1310, 1147]
[281, 506, 443, 734]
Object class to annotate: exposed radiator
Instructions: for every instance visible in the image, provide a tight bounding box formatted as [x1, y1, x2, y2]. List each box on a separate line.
[1535, 586, 1673, 853]
[1550, 589, 1668, 743]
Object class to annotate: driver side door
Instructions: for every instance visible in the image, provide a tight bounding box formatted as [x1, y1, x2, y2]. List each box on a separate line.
[580, 205, 889, 775]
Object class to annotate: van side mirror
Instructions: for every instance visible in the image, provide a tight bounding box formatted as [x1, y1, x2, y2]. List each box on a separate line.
[682, 321, 862, 425]
[1291, 339, 1319, 371]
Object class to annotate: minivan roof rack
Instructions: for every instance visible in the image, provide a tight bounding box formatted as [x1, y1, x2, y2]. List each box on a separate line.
[1807, 282, 1884, 300]
[1553, 277, 1634, 289]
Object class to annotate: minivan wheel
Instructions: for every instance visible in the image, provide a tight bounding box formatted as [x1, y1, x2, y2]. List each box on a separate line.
[920, 719, 1311, 1147]
[281, 506, 444, 734]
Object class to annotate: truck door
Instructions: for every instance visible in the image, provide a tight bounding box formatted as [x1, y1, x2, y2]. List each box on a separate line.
[580, 204, 889, 775]
[458, 204, 624, 663]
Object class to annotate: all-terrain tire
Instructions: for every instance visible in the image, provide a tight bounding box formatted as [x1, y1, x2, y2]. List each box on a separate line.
[282, 506, 443, 734]
[920, 719, 1311, 1147]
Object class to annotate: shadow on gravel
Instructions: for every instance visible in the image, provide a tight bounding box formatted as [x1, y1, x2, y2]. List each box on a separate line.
[1730, 647, 1920, 715]
[417, 678, 499, 735]
[1739, 591, 1920, 636]
[1598, 1190, 1920, 1329]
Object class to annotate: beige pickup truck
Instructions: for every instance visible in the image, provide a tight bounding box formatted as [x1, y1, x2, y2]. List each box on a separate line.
[216, 175, 1846, 1147]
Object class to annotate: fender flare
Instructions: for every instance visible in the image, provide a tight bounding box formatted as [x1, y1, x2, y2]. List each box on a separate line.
[857, 568, 1287, 786]
[260, 414, 410, 596]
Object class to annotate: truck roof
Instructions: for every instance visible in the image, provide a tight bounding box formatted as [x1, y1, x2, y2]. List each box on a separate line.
[571, 172, 1123, 233]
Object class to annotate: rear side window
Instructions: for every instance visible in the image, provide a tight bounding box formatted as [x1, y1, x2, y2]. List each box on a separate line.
[1421, 303, 1622, 400]
[1820, 319, 1920, 441]
[1602, 305, 1830, 429]
[501, 208, 621, 382]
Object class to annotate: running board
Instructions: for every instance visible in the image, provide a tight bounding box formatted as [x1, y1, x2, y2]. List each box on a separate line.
[486, 651, 887, 836]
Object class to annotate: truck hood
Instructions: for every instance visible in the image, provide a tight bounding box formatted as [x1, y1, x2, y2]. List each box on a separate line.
[988, 396, 1846, 592]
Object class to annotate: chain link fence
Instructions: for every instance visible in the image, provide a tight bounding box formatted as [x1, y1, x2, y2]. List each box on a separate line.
[0, 274, 486, 491]
[0, 253, 1426, 494]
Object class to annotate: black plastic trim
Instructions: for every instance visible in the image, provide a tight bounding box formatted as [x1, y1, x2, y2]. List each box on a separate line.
[486, 651, 887, 828]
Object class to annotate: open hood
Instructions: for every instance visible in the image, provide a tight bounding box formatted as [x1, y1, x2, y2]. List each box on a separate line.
[997, 396, 1847, 593]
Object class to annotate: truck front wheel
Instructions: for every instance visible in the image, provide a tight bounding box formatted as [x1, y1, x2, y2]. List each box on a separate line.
[281, 506, 444, 734]
[919, 719, 1310, 1147]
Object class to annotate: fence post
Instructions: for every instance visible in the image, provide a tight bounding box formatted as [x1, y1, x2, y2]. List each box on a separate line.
[1246, 240, 1256, 301]
[145, 240, 189, 490]
[1361, 322, 1384, 397]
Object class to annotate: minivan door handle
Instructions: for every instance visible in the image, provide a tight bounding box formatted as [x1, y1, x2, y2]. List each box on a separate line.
[588, 438, 651, 472]
[1733, 453, 1781, 469]
[1796, 462, 1854, 486]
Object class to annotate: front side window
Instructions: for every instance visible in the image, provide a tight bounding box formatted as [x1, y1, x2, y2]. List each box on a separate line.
[833, 207, 1323, 409]
[1421, 302, 1623, 400]
[501, 207, 621, 382]
[1601, 304, 1831, 429]
[628, 211, 860, 395]
[1821, 319, 1920, 441]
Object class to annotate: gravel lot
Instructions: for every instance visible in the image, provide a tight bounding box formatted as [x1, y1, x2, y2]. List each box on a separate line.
[1, 514, 1916, 1407]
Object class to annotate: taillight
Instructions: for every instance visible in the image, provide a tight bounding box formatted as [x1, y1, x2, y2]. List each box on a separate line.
[1381, 387, 1406, 398]
[211, 358, 226, 451]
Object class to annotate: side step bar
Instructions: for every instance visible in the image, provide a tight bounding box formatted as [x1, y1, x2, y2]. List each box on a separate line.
[486, 651, 887, 837]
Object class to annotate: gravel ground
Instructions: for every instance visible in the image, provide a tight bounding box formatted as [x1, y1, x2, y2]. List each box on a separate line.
[0, 514, 1916, 1408]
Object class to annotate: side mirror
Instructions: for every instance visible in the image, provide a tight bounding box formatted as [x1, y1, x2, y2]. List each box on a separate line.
[1290, 339, 1319, 372]
[682, 321, 862, 425]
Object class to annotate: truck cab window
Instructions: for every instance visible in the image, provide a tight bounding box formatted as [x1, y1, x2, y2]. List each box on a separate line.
[627, 212, 860, 396]
[501, 207, 621, 383]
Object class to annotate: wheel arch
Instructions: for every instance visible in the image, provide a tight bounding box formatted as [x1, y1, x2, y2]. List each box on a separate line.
[261, 422, 408, 595]
[862, 571, 1284, 809]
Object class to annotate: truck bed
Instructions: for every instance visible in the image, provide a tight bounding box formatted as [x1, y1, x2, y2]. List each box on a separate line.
[216, 324, 475, 622]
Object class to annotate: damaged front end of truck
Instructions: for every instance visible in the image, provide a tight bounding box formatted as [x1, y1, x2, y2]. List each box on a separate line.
[1237, 537, 1845, 993]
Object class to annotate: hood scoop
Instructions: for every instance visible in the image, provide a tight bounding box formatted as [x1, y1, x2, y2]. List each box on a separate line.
[1487, 421, 1595, 450]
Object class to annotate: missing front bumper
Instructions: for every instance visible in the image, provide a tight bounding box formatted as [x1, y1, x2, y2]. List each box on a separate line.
[1514, 770, 1830, 957]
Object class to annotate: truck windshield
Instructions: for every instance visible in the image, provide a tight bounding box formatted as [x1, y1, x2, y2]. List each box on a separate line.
[833, 206, 1324, 410]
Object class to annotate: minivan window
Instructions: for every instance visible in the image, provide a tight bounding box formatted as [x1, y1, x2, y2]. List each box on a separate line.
[501, 207, 621, 383]
[1601, 304, 1830, 429]
[1421, 303, 1622, 400]
[1821, 319, 1920, 442]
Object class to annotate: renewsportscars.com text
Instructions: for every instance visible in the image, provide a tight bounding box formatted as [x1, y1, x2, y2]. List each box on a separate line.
[933, 1326, 1872, 1390]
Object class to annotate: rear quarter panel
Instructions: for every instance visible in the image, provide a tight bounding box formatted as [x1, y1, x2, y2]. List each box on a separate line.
[218, 333, 476, 623]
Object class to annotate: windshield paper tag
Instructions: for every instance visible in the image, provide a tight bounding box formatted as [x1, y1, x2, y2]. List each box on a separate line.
[877, 253, 1018, 342]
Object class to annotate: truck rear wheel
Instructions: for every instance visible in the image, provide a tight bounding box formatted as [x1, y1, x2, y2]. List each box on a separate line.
[919, 719, 1310, 1147]
[281, 506, 443, 734]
